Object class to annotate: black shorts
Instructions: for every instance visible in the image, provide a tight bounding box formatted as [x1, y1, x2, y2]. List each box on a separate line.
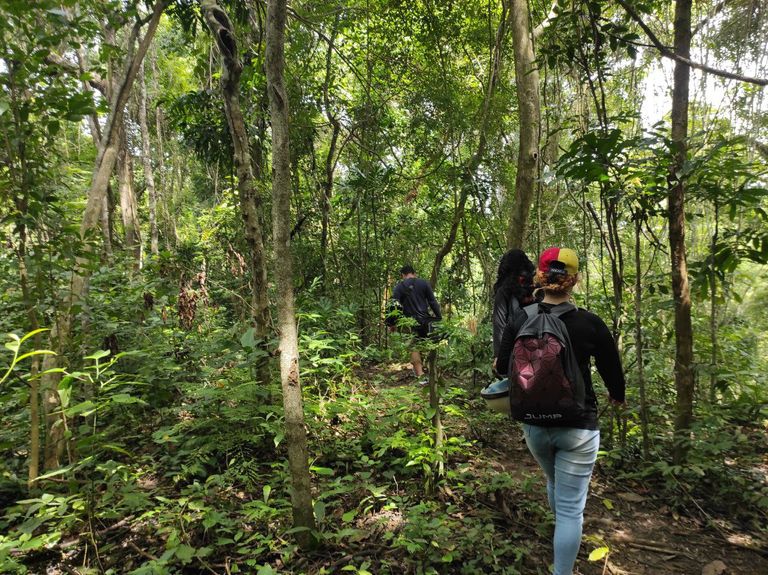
[412, 323, 430, 340]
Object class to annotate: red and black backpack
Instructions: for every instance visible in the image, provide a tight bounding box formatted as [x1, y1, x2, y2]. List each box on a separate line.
[508, 303, 586, 424]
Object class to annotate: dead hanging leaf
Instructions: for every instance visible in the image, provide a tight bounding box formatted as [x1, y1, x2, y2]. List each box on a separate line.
[617, 492, 646, 503]
[702, 560, 728, 575]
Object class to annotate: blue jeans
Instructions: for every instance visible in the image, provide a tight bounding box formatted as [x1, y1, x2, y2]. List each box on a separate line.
[522, 424, 600, 575]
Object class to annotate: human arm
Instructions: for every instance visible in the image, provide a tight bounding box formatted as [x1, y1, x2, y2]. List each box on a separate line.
[492, 289, 508, 357]
[496, 309, 527, 376]
[425, 283, 442, 321]
[592, 316, 626, 404]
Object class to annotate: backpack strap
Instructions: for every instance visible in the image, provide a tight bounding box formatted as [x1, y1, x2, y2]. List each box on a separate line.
[548, 302, 577, 318]
[522, 303, 539, 320]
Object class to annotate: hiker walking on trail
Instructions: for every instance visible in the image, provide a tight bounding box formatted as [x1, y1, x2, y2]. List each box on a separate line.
[389, 265, 442, 385]
[492, 248, 535, 373]
[497, 247, 626, 575]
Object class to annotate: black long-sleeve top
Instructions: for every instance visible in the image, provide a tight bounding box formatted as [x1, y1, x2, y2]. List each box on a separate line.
[393, 277, 442, 323]
[497, 302, 626, 429]
[492, 289, 520, 357]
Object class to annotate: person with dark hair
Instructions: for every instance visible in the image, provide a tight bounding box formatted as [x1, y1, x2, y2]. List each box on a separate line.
[492, 249, 535, 372]
[389, 265, 442, 385]
[497, 247, 626, 575]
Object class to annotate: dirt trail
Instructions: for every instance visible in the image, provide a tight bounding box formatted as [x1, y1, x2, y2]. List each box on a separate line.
[487, 414, 768, 575]
[366, 363, 768, 574]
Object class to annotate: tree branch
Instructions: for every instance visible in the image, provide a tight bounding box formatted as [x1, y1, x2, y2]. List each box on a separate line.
[615, 0, 768, 86]
[533, 1, 558, 40]
[45, 53, 108, 94]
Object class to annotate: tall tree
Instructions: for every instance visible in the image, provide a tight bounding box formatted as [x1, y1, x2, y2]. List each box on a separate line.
[138, 60, 159, 256]
[201, 0, 271, 387]
[39, 0, 168, 469]
[265, 0, 317, 547]
[668, 0, 695, 464]
[506, 0, 541, 250]
[117, 118, 142, 266]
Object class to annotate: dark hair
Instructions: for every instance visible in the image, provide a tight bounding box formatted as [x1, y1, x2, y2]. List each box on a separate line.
[400, 264, 415, 275]
[493, 249, 535, 305]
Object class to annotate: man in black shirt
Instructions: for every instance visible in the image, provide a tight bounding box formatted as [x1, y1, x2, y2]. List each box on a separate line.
[390, 265, 442, 384]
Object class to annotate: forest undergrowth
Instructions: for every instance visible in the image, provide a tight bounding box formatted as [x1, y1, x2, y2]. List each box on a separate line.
[1, 331, 766, 575]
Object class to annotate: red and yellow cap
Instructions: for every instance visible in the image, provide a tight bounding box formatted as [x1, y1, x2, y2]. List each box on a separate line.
[538, 247, 579, 276]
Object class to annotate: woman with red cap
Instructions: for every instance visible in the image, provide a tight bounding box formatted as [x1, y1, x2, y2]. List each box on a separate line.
[497, 247, 626, 575]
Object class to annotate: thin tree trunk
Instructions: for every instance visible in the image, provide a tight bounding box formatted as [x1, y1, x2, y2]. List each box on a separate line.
[427, 349, 443, 487]
[708, 201, 719, 402]
[431, 2, 509, 288]
[201, 0, 271, 388]
[506, 0, 541, 250]
[14, 186, 42, 488]
[320, 13, 341, 282]
[265, 0, 317, 548]
[669, 0, 695, 464]
[634, 215, 649, 459]
[153, 57, 173, 251]
[117, 119, 142, 266]
[39, 0, 167, 471]
[76, 47, 114, 259]
[138, 61, 159, 256]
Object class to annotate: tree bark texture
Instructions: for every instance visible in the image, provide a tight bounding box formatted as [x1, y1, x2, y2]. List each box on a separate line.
[39, 0, 167, 471]
[669, 0, 695, 464]
[201, 0, 271, 387]
[138, 61, 159, 256]
[634, 216, 649, 459]
[117, 119, 142, 266]
[506, 0, 541, 251]
[265, 0, 317, 547]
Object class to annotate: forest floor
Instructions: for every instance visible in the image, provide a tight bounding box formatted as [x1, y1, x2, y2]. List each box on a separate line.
[8, 360, 767, 575]
[362, 362, 768, 575]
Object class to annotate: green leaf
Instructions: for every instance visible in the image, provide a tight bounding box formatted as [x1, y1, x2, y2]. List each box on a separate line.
[57, 386, 71, 409]
[19, 328, 50, 345]
[588, 546, 610, 561]
[174, 543, 195, 564]
[314, 500, 326, 522]
[16, 350, 56, 363]
[240, 328, 256, 349]
[85, 350, 111, 361]
[602, 498, 614, 510]
[310, 466, 335, 476]
[263, 485, 271, 503]
[35, 463, 76, 481]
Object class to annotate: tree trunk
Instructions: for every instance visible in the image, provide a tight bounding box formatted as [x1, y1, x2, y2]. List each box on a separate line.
[138, 61, 159, 256]
[117, 119, 142, 266]
[39, 0, 167, 471]
[76, 47, 114, 259]
[669, 0, 695, 464]
[320, 14, 341, 283]
[201, 0, 271, 388]
[431, 2, 509, 288]
[265, 0, 317, 548]
[634, 215, 649, 459]
[709, 201, 719, 402]
[506, 0, 541, 250]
